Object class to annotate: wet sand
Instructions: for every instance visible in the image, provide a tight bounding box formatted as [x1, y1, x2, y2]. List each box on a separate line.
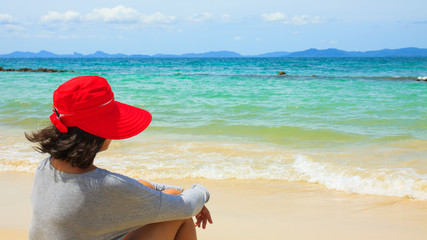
[1, 171, 427, 240]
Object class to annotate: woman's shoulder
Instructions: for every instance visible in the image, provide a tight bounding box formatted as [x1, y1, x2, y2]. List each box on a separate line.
[37, 156, 51, 168]
[90, 168, 148, 191]
[35, 158, 141, 189]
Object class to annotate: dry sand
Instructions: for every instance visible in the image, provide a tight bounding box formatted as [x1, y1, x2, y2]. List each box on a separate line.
[1, 171, 427, 240]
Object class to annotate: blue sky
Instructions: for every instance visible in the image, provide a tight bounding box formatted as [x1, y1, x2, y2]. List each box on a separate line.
[1, 0, 426, 55]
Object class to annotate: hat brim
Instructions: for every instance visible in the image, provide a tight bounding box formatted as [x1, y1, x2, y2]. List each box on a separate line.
[67, 101, 152, 140]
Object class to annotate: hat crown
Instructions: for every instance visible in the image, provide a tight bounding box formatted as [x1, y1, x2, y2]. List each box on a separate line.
[53, 76, 114, 114]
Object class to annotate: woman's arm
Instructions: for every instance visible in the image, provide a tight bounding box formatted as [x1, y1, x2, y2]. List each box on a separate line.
[137, 178, 212, 228]
[137, 179, 183, 192]
[155, 184, 210, 222]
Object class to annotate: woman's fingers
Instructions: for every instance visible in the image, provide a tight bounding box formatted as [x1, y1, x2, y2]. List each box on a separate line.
[202, 217, 207, 229]
[206, 209, 213, 224]
[194, 206, 213, 229]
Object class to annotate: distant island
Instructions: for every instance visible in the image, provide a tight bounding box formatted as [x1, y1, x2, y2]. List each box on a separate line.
[1, 48, 427, 58]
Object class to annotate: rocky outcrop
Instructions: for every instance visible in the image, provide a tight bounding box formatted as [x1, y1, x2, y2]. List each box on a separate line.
[0, 66, 74, 73]
[278, 71, 287, 76]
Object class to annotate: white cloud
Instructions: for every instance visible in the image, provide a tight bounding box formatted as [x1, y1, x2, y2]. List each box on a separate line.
[262, 12, 286, 22]
[140, 12, 176, 24]
[86, 5, 140, 24]
[40, 11, 81, 24]
[234, 36, 242, 40]
[262, 12, 326, 25]
[0, 13, 26, 32]
[283, 15, 326, 25]
[309, 16, 326, 24]
[85, 6, 175, 25]
[37, 6, 176, 30]
[187, 12, 214, 22]
[0, 14, 14, 24]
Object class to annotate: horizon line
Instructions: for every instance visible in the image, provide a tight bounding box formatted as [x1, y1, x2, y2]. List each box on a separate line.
[1, 47, 427, 58]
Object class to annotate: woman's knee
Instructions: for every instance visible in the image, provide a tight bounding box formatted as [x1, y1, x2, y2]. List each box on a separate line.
[137, 179, 155, 190]
[125, 218, 195, 240]
[162, 188, 182, 195]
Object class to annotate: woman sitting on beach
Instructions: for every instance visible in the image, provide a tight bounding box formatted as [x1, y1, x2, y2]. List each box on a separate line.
[26, 75, 212, 240]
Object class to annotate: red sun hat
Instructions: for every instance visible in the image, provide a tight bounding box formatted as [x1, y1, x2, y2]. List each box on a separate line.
[50, 76, 152, 140]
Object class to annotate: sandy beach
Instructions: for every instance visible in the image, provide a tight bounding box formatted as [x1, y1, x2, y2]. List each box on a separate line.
[1, 171, 426, 240]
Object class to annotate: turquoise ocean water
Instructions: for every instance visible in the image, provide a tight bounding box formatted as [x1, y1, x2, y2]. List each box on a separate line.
[0, 57, 426, 199]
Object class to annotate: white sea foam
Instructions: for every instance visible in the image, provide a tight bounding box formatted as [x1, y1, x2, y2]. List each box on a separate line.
[291, 154, 427, 200]
[95, 148, 427, 200]
[1, 134, 426, 200]
[417, 76, 427, 81]
[0, 135, 41, 173]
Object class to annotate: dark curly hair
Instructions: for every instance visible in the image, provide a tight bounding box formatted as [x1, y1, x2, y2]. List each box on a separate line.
[25, 125, 106, 169]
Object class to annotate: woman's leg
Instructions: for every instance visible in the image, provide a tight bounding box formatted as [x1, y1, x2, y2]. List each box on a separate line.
[137, 179, 155, 189]
[129, 180, 195, 239]
[125, 218, 196, 240]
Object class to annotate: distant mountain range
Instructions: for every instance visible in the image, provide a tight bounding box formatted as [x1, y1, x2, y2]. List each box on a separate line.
[1, 48, 427, 58]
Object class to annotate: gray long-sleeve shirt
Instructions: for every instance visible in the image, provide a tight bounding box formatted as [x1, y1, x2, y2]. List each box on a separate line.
[29, 157, 210, 240]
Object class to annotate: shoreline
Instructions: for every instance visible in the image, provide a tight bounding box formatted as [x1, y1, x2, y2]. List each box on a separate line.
[2, 128, 427, 201]
[1, 171, 427, 240]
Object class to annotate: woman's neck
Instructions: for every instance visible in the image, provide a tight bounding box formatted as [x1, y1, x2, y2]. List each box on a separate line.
[50, 157, 97, 174]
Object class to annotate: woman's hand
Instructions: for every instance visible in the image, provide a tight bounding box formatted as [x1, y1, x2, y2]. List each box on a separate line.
[195, 206, 213, 229]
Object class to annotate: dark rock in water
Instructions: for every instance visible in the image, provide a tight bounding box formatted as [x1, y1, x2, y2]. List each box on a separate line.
[312, 75, 317, 77]
[0, 66, 73, 73]
[0, 66, 12, 71]
[18, 68, 34, 72]
[37, 68, 53, 72]
[278, 71, 287, 76]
